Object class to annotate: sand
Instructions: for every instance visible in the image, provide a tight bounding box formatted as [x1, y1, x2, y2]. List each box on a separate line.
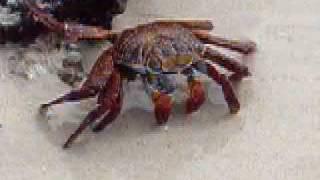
[1, 0, 320, 179]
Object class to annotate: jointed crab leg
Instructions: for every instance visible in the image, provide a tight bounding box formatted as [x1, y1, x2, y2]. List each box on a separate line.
[92, 73, 123, 132]
[194, 61, 240, 113]
[63, 24, 119, 42]
[40, 88, 98, 111]
[64, 70, 123, 148]
[201, 46, 251, 81]
[91, 99, 122, 133]
[154, 20, 214, 30]
[24, 0, 118, 42]
[39, 47, 121, 148]
[63, 105, 106, 148]
[192, 30, 256, 54]
[40, 48, 115, 111]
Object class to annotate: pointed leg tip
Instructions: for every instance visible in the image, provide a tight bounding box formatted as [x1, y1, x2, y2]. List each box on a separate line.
[62, 144, 70, 149]
[242, 41, 257, 54]
[228, 66, 252, 82]
[229, 105, 240, 114]
[39, 104, 49, 115]
[92, 126, 103, 133]
[205, 22, 214, 30]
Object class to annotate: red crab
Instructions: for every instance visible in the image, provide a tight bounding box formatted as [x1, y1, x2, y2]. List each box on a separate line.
[27, 0, 256, 148]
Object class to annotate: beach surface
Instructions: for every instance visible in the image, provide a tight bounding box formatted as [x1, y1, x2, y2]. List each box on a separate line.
[1, 0, 320, 179]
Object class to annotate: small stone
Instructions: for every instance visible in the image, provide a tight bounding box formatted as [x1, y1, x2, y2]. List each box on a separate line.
[41, 165, 47, 172]
[163, 125, 169, 131]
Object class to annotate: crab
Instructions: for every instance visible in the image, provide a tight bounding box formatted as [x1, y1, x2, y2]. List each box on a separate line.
[27, 0, 257, 148]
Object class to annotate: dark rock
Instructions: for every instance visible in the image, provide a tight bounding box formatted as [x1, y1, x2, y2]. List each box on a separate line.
[50, 0, 128, 29]
[57, 43, 85, 86]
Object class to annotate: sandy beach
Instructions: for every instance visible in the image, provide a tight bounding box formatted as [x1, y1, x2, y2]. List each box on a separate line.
[1, 0, 320, 179]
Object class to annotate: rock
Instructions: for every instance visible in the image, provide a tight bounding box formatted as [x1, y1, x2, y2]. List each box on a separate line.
[5, 38, 65, 79]
[57, 43, 85, 87]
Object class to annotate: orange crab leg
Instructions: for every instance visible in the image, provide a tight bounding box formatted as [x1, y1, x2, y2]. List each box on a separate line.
[201, 46, 251, 81]
[63, 23, 119, 42]
[154, 20, 214, 30]
[192, 30, 256, 54]
[63, 70, 123, 148]
[91, 100, 122, 133]
[193, 61, 240, 114]
[24, 0, 118, 42]
[92, 69, 123, 133]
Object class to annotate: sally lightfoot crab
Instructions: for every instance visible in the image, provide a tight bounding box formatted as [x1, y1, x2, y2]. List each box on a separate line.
[32, 6, 256, 149]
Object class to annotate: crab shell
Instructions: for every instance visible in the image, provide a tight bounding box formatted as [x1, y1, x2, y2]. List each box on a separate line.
[113, 22, 204, 73]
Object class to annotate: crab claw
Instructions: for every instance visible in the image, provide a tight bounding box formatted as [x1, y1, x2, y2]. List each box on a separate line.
[186, 80, 205, 114]
[152, 92, 173, 125]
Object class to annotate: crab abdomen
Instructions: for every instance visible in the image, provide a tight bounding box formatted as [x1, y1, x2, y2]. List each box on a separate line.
[113, 23, 204, 72]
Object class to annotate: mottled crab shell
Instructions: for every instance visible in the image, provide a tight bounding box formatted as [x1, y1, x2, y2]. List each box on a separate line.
[112, 22, 205, 73]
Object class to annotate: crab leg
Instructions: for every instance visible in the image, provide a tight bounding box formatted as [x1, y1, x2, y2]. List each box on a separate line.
[201, 46, 251, 81]
[40, 88, 98, 112]
[192, 30, 256, 54]
[91, 104, 122, 133]
[154, 20, 214, 30]
[180, 68, 206, 113]
[24, 0, 118, 42]
[63, 24, 119, 42]
[92, 87, 123, 133]
[63, 105, 107, 149]
[63, 70, 122, 148]
[40, 48, 115, 112]
[193, 61, 240, 114]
